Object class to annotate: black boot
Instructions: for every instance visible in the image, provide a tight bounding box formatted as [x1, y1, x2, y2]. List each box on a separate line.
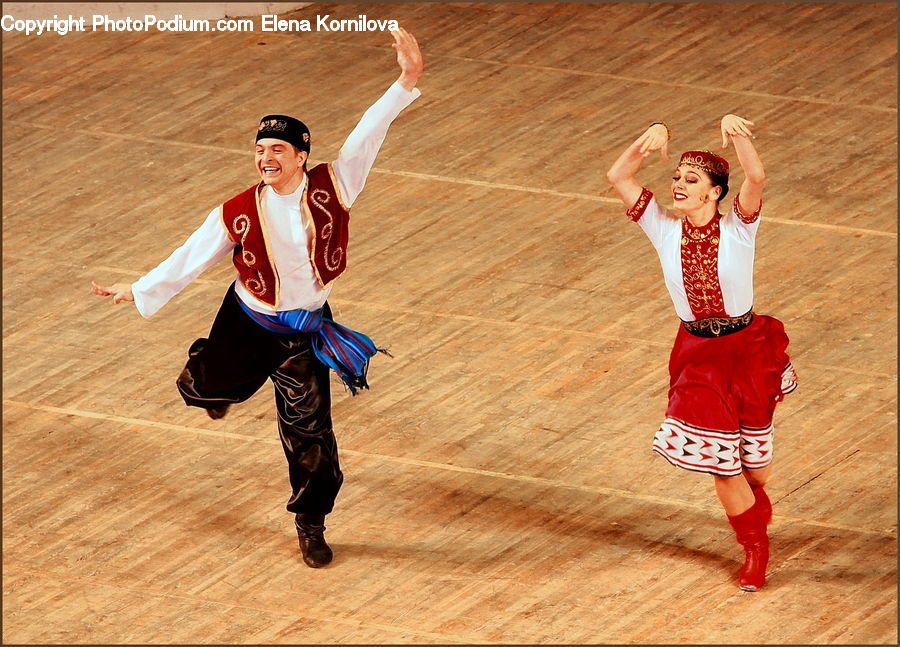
[206, 405, 230, 420]
[295, 514, 333, 568]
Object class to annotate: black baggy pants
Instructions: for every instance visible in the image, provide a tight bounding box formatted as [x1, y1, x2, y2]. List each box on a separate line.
[176, 284, 343, 517]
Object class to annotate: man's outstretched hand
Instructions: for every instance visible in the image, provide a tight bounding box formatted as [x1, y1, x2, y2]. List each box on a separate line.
[392, 27, 423, 91]
[91, 280, 134, 304]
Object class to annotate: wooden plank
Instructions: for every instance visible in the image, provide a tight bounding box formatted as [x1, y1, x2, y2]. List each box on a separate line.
[3, 1, 896, 644]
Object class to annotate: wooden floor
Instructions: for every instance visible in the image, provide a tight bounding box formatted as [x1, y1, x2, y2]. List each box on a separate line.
[3, 1, 897, 644]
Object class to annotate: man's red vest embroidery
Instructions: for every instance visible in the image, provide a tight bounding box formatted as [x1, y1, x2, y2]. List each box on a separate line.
[220, 163, 350, 307]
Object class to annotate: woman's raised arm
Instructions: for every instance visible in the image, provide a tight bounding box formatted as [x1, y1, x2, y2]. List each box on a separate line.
[606, 122, 670, 209]
[721, 114, 765, 214]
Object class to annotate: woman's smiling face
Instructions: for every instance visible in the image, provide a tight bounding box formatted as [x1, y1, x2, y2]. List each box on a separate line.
[671, 164, 721, 211]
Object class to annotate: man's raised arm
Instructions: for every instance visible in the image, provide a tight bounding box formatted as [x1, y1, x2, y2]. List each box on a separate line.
[332, 27, 424, 206]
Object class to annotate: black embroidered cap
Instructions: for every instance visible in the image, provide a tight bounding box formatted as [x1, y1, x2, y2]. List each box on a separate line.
[255, 114, 310, 152]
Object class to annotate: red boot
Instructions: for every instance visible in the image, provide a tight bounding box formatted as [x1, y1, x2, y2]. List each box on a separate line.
[727, 496, 770, 591]
[750, 483, 772, 524]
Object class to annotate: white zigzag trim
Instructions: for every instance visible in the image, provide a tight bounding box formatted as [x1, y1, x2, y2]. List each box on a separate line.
[781, 362, 798, 394]
[653, 419, 742, 477]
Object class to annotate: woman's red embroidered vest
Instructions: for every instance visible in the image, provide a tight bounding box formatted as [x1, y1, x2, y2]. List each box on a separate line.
[220, 163, 350, 307]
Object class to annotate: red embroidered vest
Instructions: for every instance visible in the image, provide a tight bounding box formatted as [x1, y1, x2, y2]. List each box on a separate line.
[680, 214, 727, 319]
[220, 163, 351, 307]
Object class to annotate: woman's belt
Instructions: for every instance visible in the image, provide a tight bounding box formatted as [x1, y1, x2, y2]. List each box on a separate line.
[682, 311, 754, 337]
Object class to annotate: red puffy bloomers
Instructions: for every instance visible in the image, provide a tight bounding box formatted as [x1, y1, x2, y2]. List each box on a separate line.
[652, 314, 798, 478]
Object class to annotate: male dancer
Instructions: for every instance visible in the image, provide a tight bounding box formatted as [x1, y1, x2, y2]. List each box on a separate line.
[91, 28, 423, 568]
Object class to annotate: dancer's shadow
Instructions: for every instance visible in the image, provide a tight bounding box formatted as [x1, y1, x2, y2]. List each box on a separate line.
[329, 469, 740, 573]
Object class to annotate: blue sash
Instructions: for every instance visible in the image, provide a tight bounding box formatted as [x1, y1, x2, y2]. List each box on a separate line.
[237, 299, 388, 395]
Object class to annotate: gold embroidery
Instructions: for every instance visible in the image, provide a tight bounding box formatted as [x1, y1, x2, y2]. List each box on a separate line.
[733, 195, 762, 224]
[626, 188, 652, 222]
[680, 151, 728, 176]
[683, 312, 753, 336]
[244, 271, 267, 296]
[302, 195, 325, 287]
[683, 223, 717, 242]
[232, 213, 266, 296]
[310, 188, 343, 272]
[254, 183, 280, 308]
[681, 216, 725, 318]
[232, 214, 257, 266]
[258, 118, 287, 132]
[326, 163, 350, 212]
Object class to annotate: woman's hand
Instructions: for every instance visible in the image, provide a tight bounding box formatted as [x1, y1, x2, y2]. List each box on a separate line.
[637, 123, 670, 160]
[721, 114, 754, 148]
[607, 123, 669, 209]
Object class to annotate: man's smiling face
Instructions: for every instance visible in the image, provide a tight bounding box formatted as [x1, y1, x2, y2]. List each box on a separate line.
[255, 138, 307, 194]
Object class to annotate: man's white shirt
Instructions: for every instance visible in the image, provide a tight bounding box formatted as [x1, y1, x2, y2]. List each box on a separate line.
[132, 81, 420, 318]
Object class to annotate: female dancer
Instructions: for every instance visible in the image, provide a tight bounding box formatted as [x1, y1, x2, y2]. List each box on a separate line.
[606, 115, 797, 591]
